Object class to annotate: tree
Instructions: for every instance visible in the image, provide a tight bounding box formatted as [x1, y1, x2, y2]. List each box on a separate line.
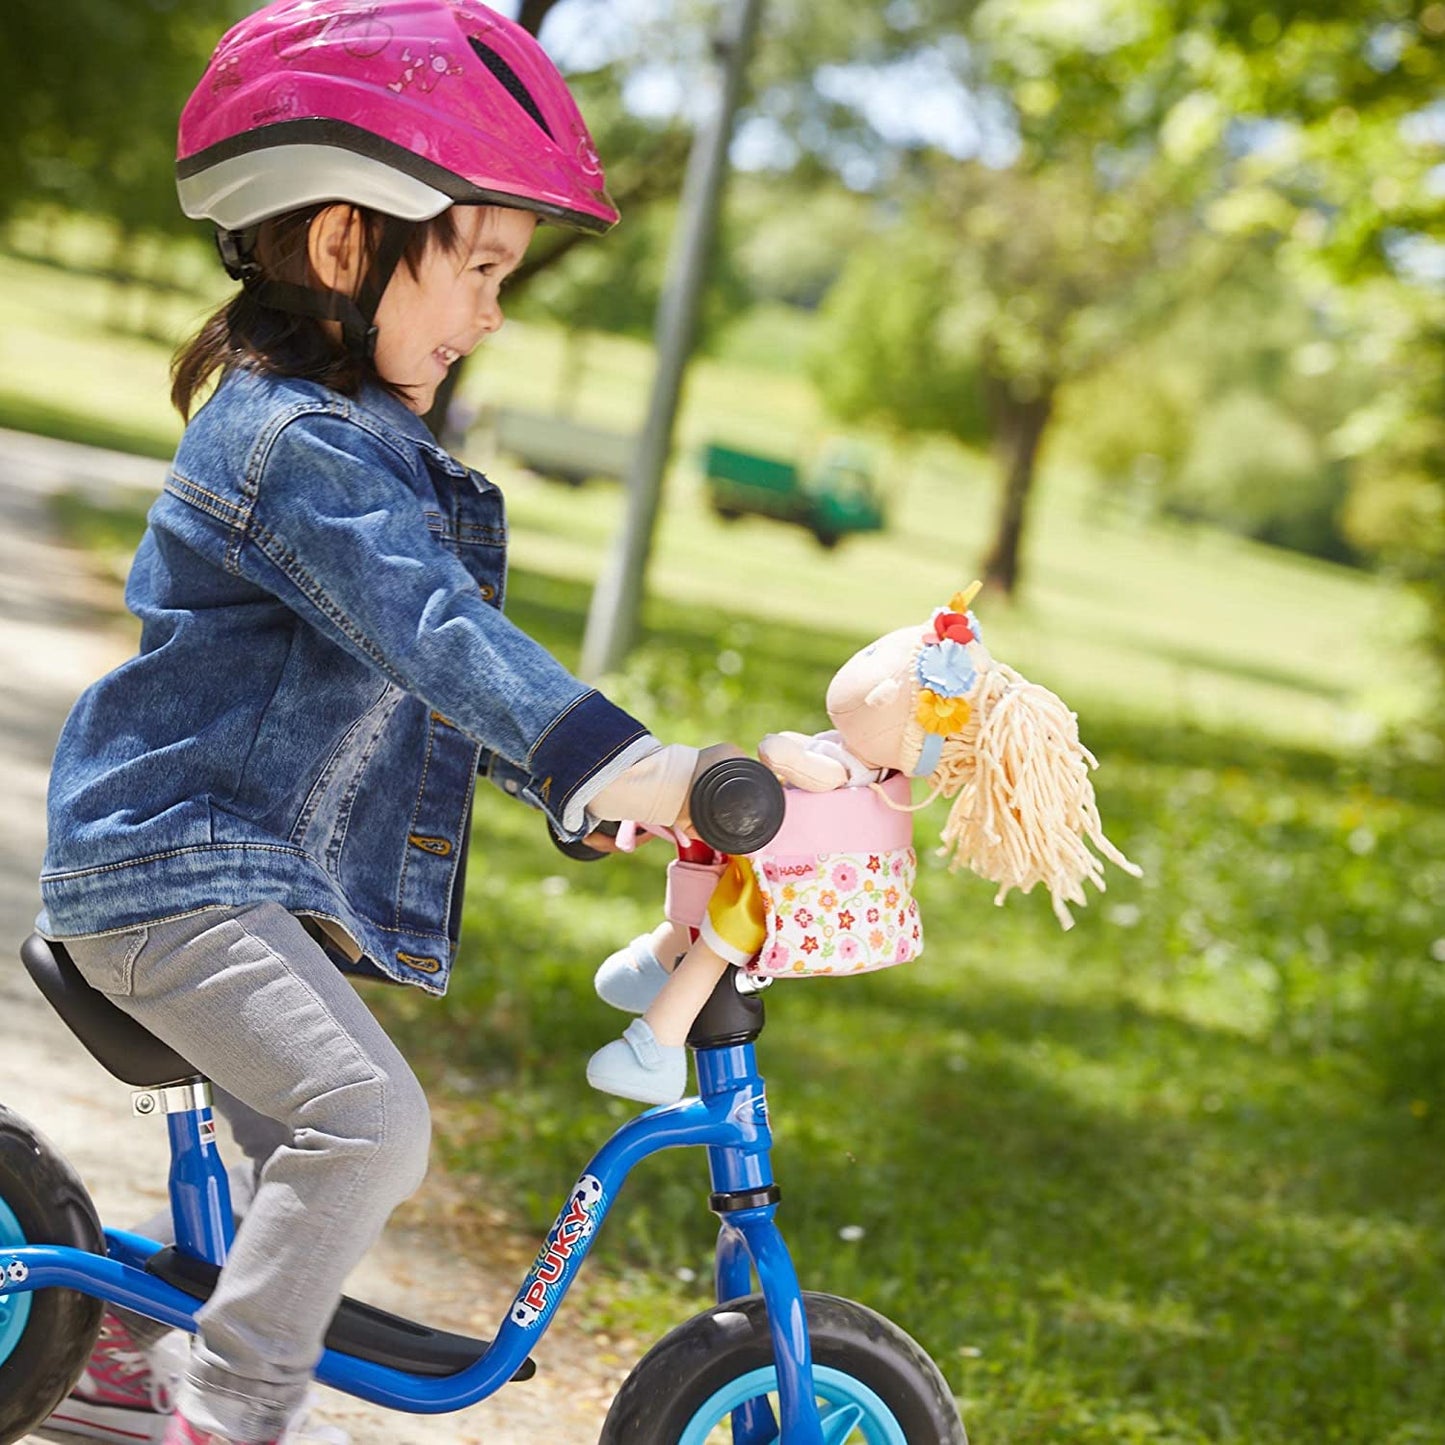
[0, 2, 243, 234]
[809, 0, 1443, 614]
[1058, 252, 1374, 563]
[1192, 0, 1445, 693]
[815, 148, 1218, 594]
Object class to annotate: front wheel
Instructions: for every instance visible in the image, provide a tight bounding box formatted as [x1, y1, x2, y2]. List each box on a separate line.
[599, 1292, 966, 1444]
[0, 1105, 105, 1445]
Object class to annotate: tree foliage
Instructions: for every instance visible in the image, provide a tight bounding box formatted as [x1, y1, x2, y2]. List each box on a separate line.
[1058, 255, 1373, 563]
[813, 142, 1219, 592]
[0, 1, 243, 233]
[803, 0, 1444, 627]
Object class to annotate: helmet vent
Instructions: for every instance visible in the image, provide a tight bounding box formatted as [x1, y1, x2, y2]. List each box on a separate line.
[468, 37, 555, 142]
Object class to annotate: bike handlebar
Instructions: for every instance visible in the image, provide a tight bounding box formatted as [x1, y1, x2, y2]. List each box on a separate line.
[685, 757, 786, 856]
[549, 757, 786, 862]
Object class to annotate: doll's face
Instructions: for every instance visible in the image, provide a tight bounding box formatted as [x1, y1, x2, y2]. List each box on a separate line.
[825, 625, 925, 771]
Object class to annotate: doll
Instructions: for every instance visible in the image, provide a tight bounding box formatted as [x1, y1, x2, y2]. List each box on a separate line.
[585, 584, 1142, 1104]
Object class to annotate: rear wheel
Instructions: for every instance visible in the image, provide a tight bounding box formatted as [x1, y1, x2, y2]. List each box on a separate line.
[0, 1106, 105, 1445]
[599, 1292, 966, 1443]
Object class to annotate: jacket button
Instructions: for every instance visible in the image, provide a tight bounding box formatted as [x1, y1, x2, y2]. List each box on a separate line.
[479, 583, 496, 601]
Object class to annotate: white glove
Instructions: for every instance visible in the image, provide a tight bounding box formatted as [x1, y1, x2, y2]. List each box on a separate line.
[588, 744, 699, 828]
[588, 742, 748, 835]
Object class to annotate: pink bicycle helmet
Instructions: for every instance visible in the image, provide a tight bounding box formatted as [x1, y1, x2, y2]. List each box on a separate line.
[176, 0, 617, 357]
[177, 0, 618, 234]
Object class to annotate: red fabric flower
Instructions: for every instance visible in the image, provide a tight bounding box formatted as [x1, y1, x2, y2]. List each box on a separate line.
[801, 935, 819, 954]
[932, 610, 975, 645]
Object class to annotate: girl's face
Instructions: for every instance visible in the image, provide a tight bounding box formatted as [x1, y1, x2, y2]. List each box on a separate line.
[371, 205, 537, 414]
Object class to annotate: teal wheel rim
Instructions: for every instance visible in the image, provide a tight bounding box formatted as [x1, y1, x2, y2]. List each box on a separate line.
[0, 1196, 33, 1368]
[677, 1363, 908, 1444]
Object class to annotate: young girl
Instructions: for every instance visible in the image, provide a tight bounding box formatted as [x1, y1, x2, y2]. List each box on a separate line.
[37, 4, 725, 1442]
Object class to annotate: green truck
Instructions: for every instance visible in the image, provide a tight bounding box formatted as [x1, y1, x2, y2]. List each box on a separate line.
[701, 441, 885, 549]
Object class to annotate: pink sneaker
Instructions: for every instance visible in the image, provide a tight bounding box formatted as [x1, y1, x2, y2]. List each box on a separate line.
[160, 1407, 347, 1444]
[162, 1417, 269, 1445]
[39, 1310, 186, 1443]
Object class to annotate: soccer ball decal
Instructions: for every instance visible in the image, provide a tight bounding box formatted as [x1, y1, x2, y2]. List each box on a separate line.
[573, 1173, 604, 1213]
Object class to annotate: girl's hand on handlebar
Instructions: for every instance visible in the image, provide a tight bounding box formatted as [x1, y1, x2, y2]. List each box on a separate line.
[587, 742, 745, 833]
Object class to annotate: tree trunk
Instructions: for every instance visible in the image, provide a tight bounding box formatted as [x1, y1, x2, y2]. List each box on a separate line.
[980, 384, 1053, 598]
[517, 0, 562, 35]
[556, 329, 587, 415]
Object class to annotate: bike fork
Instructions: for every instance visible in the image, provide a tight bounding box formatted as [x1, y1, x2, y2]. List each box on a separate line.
[715, 1208, 828, 1445]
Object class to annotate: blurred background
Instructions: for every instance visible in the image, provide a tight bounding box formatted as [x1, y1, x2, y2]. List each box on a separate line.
[2, 3, 1443, 1442]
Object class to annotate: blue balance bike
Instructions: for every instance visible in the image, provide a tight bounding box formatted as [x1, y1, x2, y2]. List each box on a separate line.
[0, 761, 966, 1443]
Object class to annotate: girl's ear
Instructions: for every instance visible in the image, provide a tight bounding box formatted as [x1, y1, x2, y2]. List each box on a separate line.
[307, 204, 365, 295]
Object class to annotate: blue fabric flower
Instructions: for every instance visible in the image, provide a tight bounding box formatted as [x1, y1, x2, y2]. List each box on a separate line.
[917, 639, 976, 699]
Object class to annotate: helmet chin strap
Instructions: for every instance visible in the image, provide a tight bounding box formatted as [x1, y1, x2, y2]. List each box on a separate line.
[215, 217, 412, 361]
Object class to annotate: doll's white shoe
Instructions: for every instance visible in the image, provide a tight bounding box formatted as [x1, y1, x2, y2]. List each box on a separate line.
[594, 935, 671, 1013]
[586, 1019, 687, 1105]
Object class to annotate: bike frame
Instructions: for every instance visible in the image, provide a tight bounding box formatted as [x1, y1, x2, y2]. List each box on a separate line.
[0, 1036, 829, 1444]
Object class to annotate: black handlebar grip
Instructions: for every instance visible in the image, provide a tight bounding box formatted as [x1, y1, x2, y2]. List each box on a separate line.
[688, 757, 786, 855]
[549, 818, 620, 862]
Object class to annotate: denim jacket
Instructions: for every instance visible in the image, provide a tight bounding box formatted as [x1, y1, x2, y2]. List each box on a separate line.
[40, 369, 654, 993]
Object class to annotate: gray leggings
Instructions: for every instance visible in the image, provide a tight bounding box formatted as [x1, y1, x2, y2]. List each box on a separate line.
[64, 903, 431, 1442]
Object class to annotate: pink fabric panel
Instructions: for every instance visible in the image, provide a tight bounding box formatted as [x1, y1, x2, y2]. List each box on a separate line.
[758, 772, 913, 857]
[664, 857, 727, 930]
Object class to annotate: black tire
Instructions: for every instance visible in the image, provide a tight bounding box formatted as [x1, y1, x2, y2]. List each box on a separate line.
[599, 1292, 966, 1443]
[814, 529, 841, 550]
[0, 1106, 105, 1445]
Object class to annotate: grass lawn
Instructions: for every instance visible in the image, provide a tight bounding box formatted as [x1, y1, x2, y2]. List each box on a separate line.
[377, 572, 1445, 1445]
[0, 242, 1430, 752]
[15, 241, 1445, 1442]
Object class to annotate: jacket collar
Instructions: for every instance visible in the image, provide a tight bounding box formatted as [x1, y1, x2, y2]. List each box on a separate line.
[356, 384, 471, 479]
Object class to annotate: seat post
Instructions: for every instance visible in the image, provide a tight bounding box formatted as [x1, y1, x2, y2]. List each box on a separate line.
[133, 1080, 235, 1264]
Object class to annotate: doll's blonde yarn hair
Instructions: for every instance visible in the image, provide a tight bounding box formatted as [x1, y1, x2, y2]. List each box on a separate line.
[886, 585, 1141, 929]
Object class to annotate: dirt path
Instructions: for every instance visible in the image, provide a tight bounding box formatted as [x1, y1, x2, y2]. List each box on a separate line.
[0, 429, 616, 1445]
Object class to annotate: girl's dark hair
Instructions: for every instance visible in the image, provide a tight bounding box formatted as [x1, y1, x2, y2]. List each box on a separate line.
[171, 204, 461, 421]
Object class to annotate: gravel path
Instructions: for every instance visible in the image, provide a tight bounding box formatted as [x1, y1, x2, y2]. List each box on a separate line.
[0, 430, 617, 1445]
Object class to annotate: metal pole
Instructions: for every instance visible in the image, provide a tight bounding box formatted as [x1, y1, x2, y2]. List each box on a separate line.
[579, 0, 764, 680]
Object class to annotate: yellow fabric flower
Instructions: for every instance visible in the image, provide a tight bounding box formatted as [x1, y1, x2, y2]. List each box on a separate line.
[949, 581, 983, 613]
[915, 687, 971, 734]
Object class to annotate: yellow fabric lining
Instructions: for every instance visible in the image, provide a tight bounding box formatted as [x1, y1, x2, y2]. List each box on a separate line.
[700, 856, 767, 965]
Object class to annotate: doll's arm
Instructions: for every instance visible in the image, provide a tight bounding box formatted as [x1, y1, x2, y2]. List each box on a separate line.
[758, 729, 884, 791]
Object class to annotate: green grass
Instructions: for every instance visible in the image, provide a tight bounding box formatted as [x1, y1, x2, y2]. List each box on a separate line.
[0, 242, 1430, 753]
[21, 242, 1445, 1441]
